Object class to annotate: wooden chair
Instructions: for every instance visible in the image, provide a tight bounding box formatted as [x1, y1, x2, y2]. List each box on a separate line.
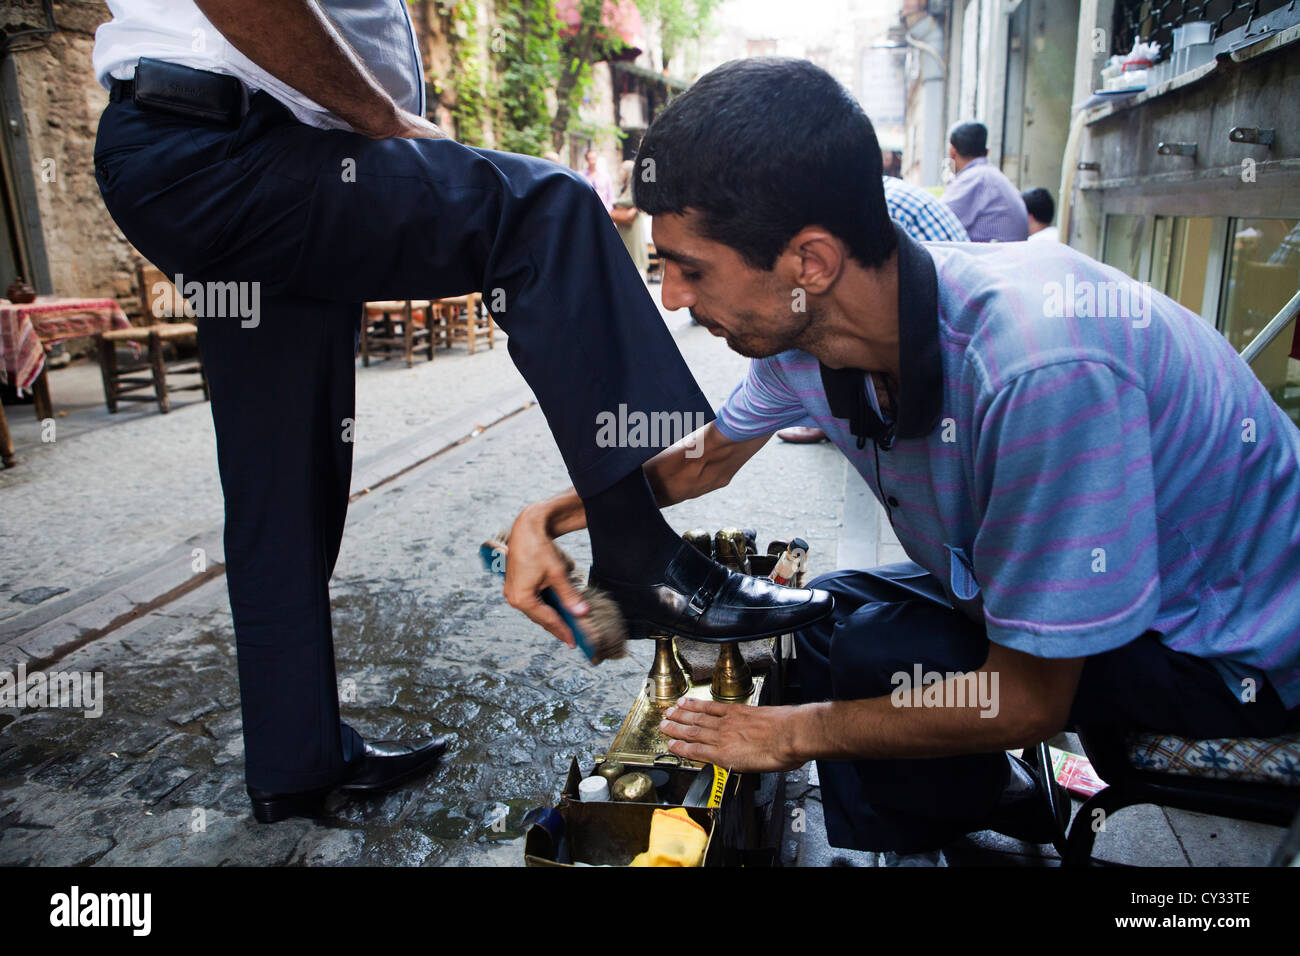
[436, 294, 495, 354]
[98, 262, 208, 414]
[360, 300, 436, 367]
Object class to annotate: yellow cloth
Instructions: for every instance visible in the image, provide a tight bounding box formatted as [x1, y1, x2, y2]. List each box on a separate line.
[629, 808, 708, 867]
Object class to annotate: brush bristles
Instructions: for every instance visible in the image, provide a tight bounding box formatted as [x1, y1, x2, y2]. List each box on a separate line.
[579, 584, 628, 664]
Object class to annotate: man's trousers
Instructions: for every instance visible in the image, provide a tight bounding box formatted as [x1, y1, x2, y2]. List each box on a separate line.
[94, 91, 711, 792]
[793, 564, 1300, 853]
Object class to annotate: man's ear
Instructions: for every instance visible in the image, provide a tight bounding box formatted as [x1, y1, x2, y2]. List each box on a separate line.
[777, 227, 844, 296]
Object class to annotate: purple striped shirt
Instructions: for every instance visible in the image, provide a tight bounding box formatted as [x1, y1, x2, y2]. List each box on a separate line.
[717, 240, 1300, 706]
[940, 157, 1030, 243]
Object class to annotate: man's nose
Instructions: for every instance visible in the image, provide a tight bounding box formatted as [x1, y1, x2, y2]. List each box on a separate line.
[660, 264, 693, 312]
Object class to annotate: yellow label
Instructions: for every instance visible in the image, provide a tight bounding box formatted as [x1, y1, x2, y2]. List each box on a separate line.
[707, 765, 729, 808]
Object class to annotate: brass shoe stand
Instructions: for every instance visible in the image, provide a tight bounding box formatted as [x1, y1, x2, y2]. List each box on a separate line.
[527, 528, 810, 867]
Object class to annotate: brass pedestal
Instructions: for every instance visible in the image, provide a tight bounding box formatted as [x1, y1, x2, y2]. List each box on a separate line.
[604, 635, 765, 770]
[646, 636, 690, 702]
[710, 642, 754, 701]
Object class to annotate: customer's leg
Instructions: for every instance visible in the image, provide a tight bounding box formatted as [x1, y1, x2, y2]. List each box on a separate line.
[793, 567, 1009, 853]
[197, 296, 362, 793]
[97, 93, 710, 499]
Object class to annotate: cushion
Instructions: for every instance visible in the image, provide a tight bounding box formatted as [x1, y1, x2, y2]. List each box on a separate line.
[1126, 731, 1300, 786]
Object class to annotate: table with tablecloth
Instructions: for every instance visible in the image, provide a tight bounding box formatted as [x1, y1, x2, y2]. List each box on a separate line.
[0, 296, 132, 467]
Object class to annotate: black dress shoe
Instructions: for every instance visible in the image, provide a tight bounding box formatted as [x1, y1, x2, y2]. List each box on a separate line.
[337, 737, 448, 792]
[247, 736, 448, 824]
[981, 753, 1065, 845]
[588, 540, 833, 643]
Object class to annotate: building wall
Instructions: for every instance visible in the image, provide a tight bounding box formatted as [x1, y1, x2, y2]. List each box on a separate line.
[900, 0, 947, 187]
[7, 1, 138, 307]
[1000, 0, 1080, 200]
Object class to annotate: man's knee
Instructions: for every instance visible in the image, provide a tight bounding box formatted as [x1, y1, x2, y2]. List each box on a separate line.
[806, 568, 865, 592]
[797, 591, 988, 703]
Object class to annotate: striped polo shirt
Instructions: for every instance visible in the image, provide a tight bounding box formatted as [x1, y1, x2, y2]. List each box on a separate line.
[717, 231, 1300, 707]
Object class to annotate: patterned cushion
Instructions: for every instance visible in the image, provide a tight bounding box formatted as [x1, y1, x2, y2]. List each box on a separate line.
[1126, 731, 1300, 786]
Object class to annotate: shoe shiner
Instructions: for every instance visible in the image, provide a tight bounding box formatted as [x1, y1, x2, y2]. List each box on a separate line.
[506, 58, 1300, 857]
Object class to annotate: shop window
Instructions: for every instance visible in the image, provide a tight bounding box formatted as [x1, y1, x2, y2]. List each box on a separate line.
[1225, 218, 1300, 425]
[1221, 218, 1300, 350]
[1102, 214, 1149, 282]
[1151, 216, 1216, 321]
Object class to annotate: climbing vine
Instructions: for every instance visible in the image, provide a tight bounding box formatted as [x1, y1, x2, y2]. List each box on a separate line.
[422, 0, 717, 153]
[438, 0, 489, 145]
[490, 0, 563, 156]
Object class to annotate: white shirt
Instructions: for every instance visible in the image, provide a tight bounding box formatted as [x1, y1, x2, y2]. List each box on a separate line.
[1028, 225, 1061, 243]
[92, 0, 424, 131]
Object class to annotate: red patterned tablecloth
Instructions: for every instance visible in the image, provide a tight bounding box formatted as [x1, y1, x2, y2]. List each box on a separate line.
[0, 296, 131, 390]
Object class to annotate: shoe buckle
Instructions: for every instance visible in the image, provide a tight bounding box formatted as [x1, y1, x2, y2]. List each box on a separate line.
[687, 587, 712, 618]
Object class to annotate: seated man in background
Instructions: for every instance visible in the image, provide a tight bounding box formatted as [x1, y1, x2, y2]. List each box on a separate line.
[505, 58, 1300, 865]
[941, 121, 1029, 242]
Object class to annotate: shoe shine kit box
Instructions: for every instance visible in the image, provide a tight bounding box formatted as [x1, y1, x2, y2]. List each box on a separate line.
[523, 531, 808, 867]
[523, 759, 723, 867]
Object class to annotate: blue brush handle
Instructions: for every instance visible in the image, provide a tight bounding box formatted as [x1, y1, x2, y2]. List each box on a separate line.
[480, 543, 595, 661]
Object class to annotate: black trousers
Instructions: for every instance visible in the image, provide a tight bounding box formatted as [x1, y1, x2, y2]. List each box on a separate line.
[793, 564, 1299, 853]
[94, 92, 711, 792]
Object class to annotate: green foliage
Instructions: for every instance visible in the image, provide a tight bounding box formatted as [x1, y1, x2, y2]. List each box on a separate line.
[491, 0, 563, 155]
[631, 0, 721, 68]
[551, 0, 623, 149]
[439, 0, 488, 145]
[428, 0, 717, 153]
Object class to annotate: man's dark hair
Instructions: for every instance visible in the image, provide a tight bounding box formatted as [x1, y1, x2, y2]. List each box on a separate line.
[634, 57, 896, 271]
[1021, 187, 1055, 225]
[948, 121, 988, 159]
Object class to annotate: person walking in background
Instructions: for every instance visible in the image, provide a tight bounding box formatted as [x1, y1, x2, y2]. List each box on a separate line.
[582, 148, 614, 212]
[1022, 187, 1060, 242]
[940, 121, 1029, 243]
[612, 159, 649, 277]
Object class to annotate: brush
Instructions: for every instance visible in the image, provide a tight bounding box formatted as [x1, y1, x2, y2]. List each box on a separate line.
[480, 531, 628, 664]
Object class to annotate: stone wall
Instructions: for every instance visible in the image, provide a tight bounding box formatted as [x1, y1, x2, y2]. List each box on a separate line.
[10, 1, 139, 311]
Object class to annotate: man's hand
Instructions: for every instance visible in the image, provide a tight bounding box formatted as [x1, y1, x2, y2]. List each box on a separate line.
[659, 698, 808, 772]
[500, 425, 768, 645]
[502, 504, 589, 648]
